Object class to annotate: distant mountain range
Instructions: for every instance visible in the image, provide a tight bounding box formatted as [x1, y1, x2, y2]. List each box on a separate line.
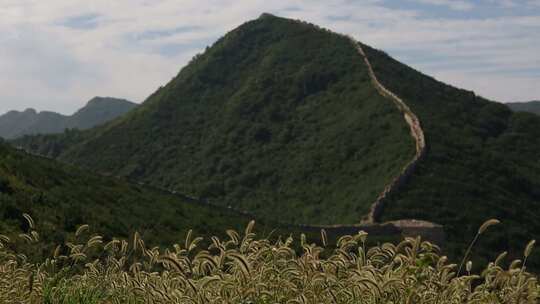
[0, 97, 137, 139]
[507, 100, 540, 115]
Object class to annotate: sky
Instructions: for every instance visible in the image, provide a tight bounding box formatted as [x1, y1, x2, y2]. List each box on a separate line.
[0, 0, 539, 115]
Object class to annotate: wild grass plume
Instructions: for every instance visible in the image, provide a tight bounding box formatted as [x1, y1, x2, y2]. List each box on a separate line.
[0, 216, 538, 303]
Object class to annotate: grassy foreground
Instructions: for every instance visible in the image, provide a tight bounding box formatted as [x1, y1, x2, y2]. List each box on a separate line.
[1, 217, 538, 303]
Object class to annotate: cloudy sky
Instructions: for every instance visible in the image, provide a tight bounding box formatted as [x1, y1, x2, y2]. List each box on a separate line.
[0, 0, 539, 115]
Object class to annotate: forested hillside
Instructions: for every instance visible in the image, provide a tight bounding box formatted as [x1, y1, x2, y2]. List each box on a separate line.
[14, 15, 415, 225]
[361, 43, 540, 268]
[0, 140, 411, 263]
[0, 141, 253, 257]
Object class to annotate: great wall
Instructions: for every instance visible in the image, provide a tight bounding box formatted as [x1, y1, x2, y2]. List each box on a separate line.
[354, 40, 427, 224]
[172, 32, 440, 244]
[271, 35, 439, 244]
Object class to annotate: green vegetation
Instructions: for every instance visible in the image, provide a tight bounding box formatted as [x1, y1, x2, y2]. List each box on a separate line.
[361, 43, 540, 269]
[0, 97, 137, 139]
[0, 140, 406, 260]
[14, 15, 415, 225]
[1, 218, 538, 303]
[0, 141, 255, 256]
[507, 100, 540, 115]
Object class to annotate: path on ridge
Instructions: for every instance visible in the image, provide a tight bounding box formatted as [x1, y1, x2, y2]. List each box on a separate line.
[352, 39, 427, 223]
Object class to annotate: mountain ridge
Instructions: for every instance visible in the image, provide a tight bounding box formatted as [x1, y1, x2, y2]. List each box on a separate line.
[354, 40, 426, 223]
[0, 97, 137, 139]
[507, 100, 540, 115]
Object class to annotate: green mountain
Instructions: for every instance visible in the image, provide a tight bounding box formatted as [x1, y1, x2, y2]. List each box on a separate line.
[507, 100, 540, 115]
[14, 15, 416, 225]
[0, 97, 137, 139]
[13, 15, 540, 268]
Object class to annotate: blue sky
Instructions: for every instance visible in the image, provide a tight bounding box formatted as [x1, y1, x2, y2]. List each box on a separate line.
[0, 0, 538, 114]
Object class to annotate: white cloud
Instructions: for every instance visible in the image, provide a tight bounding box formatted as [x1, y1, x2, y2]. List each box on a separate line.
[413, 0, 475, 11]
[485, 0, 518, 7]
[433, 70, 540, 102]
[0, 0, 538, 115]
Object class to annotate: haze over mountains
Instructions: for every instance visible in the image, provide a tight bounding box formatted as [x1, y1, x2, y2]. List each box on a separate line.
[0, 97, 137, 139]
[6, 14, 540, 270]
[507, 100, 540, 115]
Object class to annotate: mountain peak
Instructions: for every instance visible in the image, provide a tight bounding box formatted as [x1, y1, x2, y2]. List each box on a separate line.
[86, 96, 112, 105]
[259, 12, 277, 19]
[0, 97, 136, 139]
[85, 96, 137, 107]
[23, 108, 37, 115]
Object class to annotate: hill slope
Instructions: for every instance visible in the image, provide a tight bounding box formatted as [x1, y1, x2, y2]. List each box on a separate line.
[0, 141, 254, 257]
[0, 140, 415, 261]
[507, 100, 540, 115]
[361, 43, 540, 267]
[0, 97, 137, 139]
[15, 15, 415, 225]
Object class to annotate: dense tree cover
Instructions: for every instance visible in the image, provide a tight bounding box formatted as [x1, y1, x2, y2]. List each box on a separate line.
[0, 142, 256, 259]
[15, 15, 414, 225]
[0, 97, 137, 139]
[0, 141, 404, 263]
[14, 128, 89, 159]
[507, 100, 540, 115]
[361, 43, 540, 269]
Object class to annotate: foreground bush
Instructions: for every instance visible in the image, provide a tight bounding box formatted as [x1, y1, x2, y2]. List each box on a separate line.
[0, 217, 538, 303]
